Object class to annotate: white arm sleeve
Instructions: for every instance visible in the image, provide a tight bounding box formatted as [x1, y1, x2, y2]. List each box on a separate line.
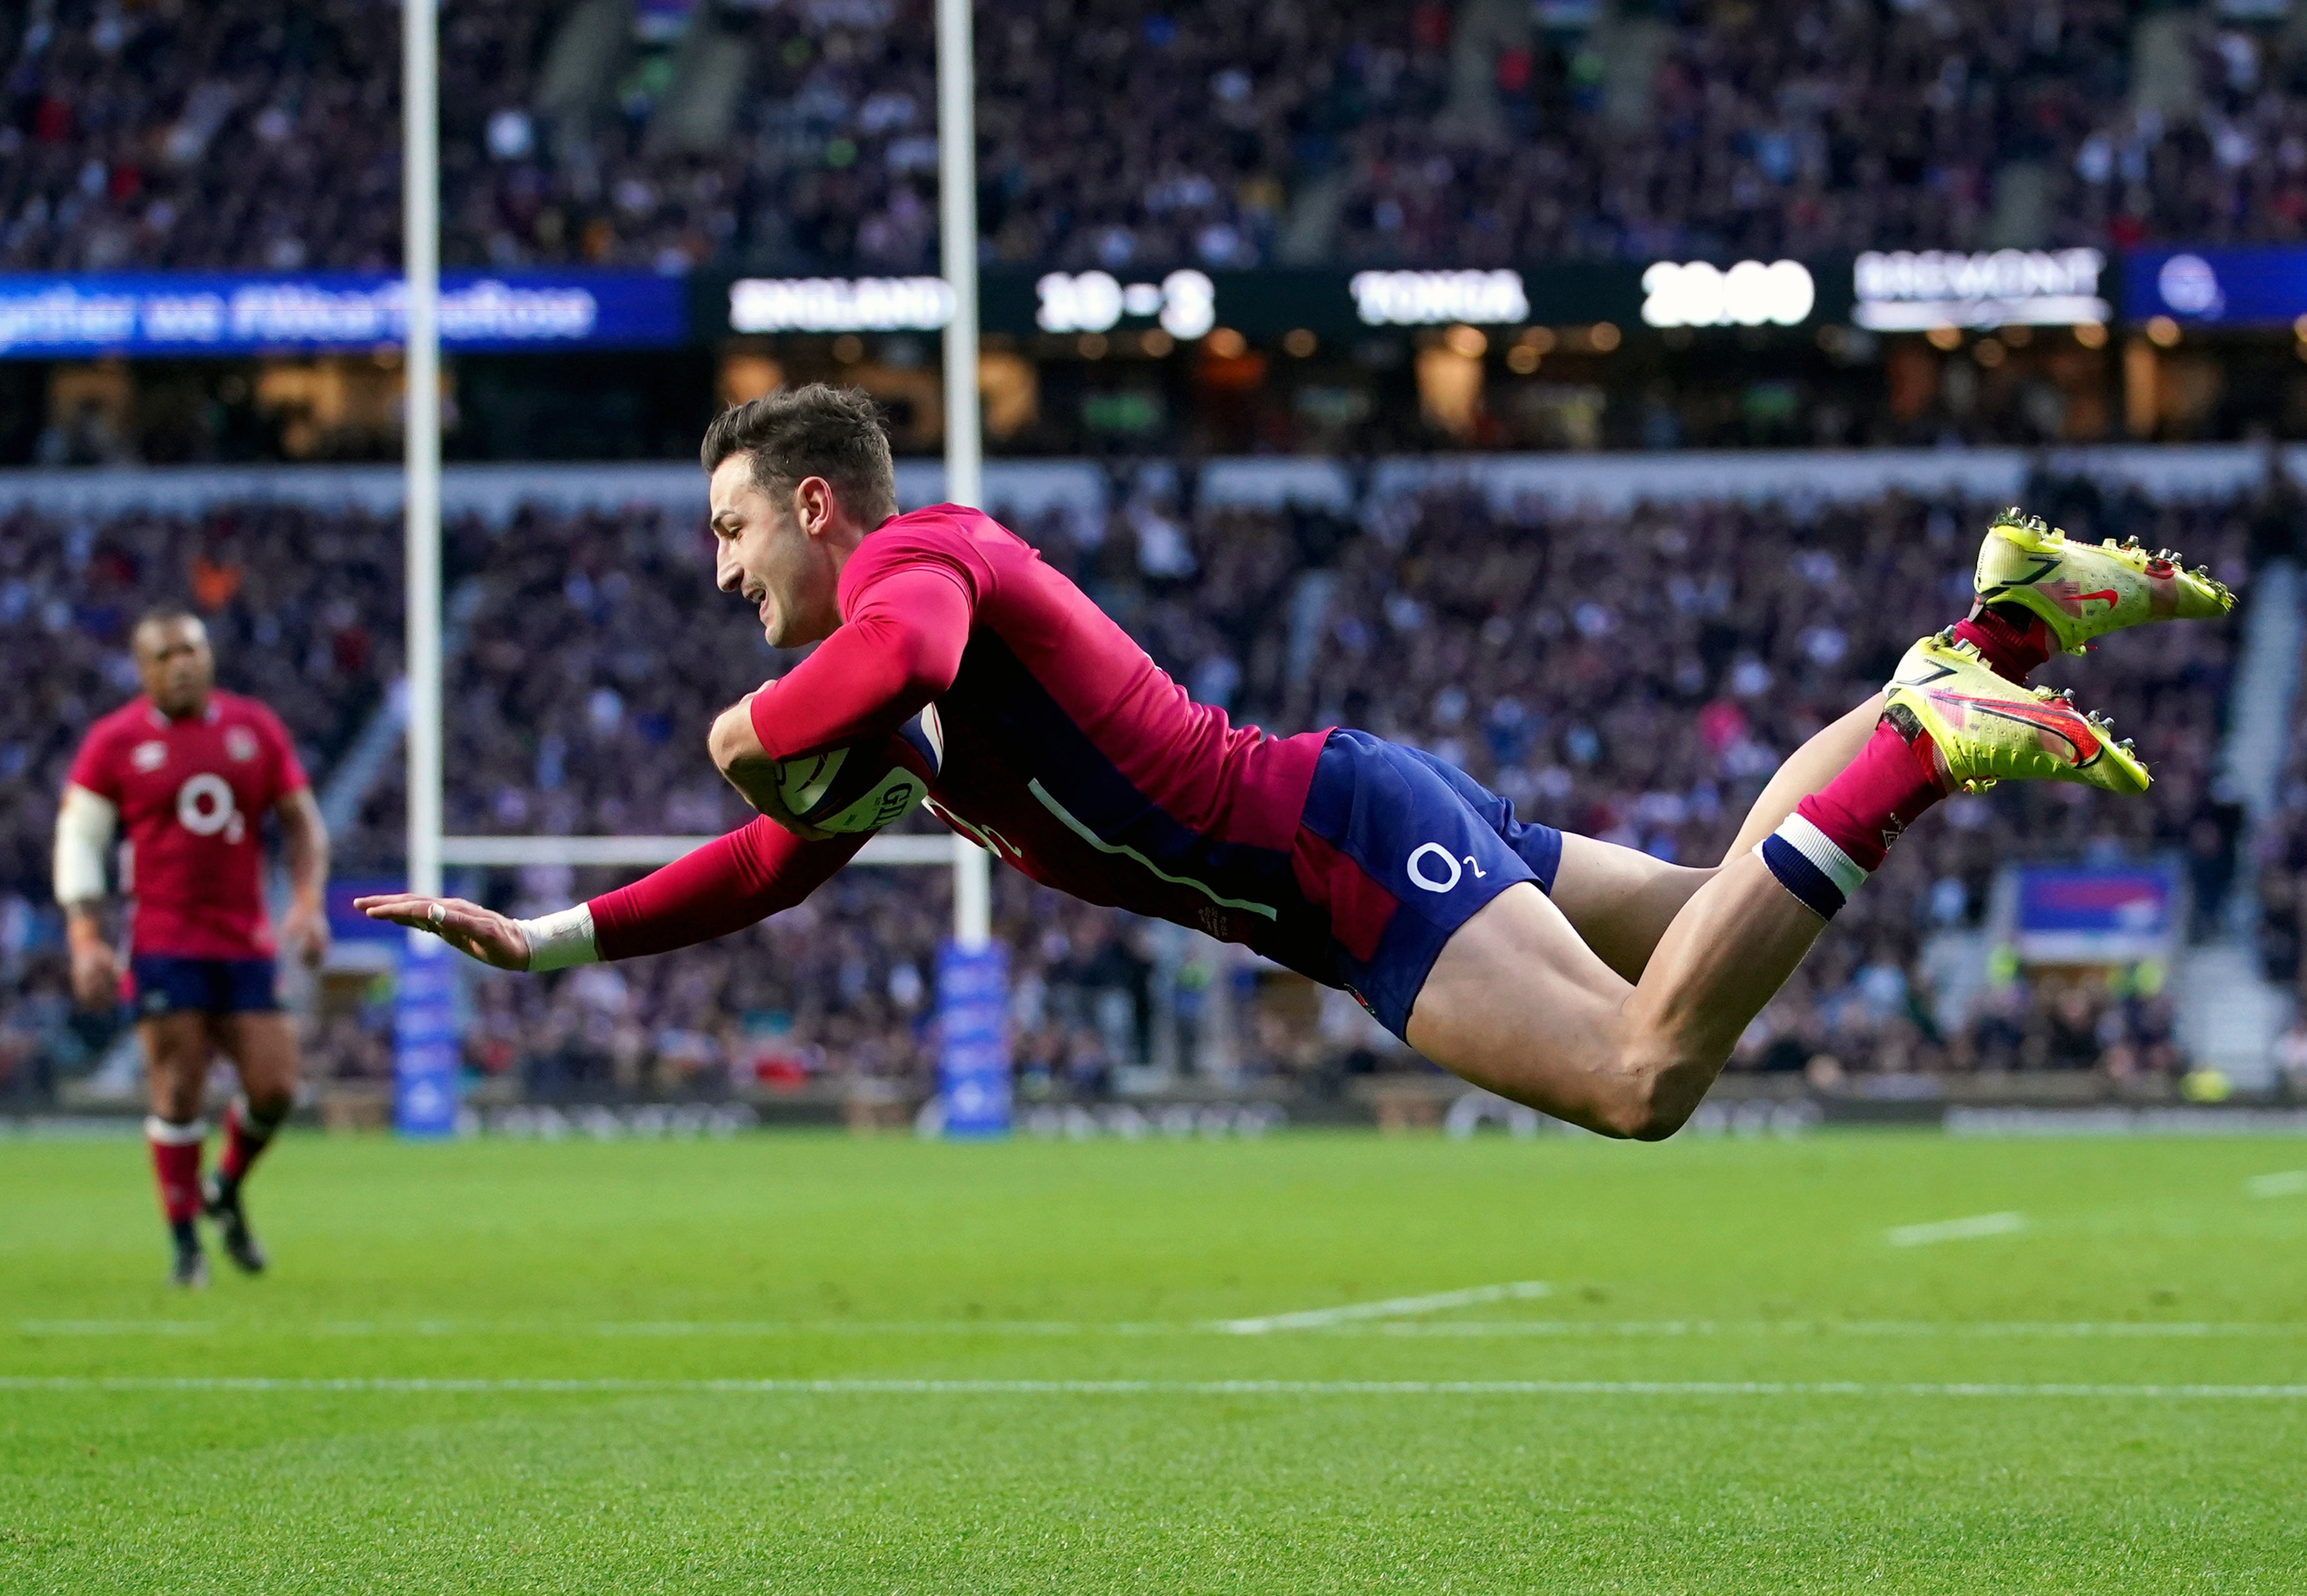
[53, 785, 118, 906]
[515, 904, 599, 972]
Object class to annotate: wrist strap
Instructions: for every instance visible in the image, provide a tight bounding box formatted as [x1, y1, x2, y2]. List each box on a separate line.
[516, 905, 598, 972]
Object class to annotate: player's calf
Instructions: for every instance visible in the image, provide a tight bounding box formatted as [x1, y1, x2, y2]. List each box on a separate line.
[146, 1114, 208, 1287]
[214, 1092, 287, 1198]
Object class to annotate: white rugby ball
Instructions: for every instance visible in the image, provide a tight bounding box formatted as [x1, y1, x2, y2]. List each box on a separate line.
[765, 706, 943, 839]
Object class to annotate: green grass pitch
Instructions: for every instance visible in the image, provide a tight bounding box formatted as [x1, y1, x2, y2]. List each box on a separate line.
[4, 1128, 2305, 1593]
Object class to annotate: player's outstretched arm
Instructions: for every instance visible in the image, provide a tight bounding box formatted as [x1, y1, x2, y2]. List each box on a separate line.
[356, 819, 863, 973]
[354, 894, 536, 970]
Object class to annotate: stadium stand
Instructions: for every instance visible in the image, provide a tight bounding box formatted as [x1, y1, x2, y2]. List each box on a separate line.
[424, 475, 2265, 1094]
[0, 472, 2264, 1103]
[7, 0, 2307, 274]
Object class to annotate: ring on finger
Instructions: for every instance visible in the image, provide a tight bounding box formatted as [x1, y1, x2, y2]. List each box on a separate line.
[428, 902, 446, 927]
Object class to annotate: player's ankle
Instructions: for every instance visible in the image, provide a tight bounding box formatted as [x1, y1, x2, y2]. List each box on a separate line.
[1758, 717, 1947, 918]
[1951, 604, 2052, 685]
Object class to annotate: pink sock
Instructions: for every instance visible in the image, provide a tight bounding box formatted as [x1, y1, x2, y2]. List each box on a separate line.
[1952, 604, 2052, 685]
[1758, 718, 1946, 918]
[146, 1120, 205, 1225]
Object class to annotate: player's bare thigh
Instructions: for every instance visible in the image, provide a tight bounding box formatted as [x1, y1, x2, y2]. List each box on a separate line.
[140, 1015, 215, 1123]
[212, 1012, 301, 1116]
[1403, 880, 1648, 1137]
[1547, 833, 1715, 983]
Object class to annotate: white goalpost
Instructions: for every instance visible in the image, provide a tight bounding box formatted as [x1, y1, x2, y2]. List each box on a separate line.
[405, 0, 992, 931]
[403, 0, 442, 905]
[935, 0, 993, 952]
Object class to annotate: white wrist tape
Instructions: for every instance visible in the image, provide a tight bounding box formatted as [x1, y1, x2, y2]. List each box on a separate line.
[54, 784, 118, 905]
[516, 904, 599, 972]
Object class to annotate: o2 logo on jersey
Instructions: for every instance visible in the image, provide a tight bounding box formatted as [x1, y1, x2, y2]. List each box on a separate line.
[1406, 843, 1488, 894]
[176, 774, 246, 844]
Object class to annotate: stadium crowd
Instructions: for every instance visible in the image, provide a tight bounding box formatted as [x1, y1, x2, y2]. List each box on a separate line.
[0, 472, 2271, 1104]
[298, 476, 2266, 1096]
[6, 0, 2307, 275]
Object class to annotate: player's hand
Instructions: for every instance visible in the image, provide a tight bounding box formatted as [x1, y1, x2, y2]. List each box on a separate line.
[353, 894, 532, 972]
[282, 900, 330, 970]
[68, 939, 120, 1010]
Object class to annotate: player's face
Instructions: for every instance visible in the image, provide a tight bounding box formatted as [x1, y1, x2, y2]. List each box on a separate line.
[710, 457, 841, 647]
[133, 617, 214, 718]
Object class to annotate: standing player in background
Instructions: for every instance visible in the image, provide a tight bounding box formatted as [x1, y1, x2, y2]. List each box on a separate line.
[56, 610, 329, 1288]
[363, 386, 2229, 1149]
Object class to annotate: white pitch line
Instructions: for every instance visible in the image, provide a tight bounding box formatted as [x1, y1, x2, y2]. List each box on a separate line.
[11, 1319, 1140, 1339]
[2247, 1170, 2307, 1199]
[1339, 1319, 2307, 1339]
[1212, 1281, 1552, 1334]
[1887, 1211, 2027, 1247]
[585, 1320, 1120, 1338]
[17, 1319, 221, 1336]
[3, 1375, 2304, 1400]
[18, 1314, 2306, 1340]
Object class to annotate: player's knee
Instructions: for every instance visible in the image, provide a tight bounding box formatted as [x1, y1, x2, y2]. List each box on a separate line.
[1596, 1042, 1704, 1141]
[152, 1078, 204, 1123]
[245, 1084, 295, 1123]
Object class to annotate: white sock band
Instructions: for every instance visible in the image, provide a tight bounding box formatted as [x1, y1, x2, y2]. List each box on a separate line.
[515, 904, 599, 972]
[145, 1117, 208, 1145]
[1769, 813, 1870, 899]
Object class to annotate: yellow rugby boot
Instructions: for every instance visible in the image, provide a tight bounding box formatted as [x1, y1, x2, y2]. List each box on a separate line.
[1884, 631, 2149, 795]
[1974, 507, 2234, 655]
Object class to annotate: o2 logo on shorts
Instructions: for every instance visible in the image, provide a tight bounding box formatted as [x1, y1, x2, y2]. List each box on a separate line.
[1406, 842, 1488, 894]
[176, 773, 246, 844]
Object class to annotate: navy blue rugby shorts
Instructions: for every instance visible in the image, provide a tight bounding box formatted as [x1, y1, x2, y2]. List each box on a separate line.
[1291, 729, 1564, 1043]
[129, 956, 281, 1017]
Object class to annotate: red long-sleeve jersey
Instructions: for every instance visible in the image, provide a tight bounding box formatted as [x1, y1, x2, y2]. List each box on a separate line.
[588, 504, 1340, 975]
[67, 693, 308, 959]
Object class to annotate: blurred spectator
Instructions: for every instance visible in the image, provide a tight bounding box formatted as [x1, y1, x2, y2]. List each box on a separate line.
[12, 1, 2307, 275]
[430, 480, 2245, 1091]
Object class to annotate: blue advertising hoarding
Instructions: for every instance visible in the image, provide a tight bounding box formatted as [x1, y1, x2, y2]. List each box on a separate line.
[0, 270, 686, 357]
[393, 938, 460, 1138]
[935, 940, 1010, 1139]
[2012, 863, 2178, 965]
[2124, 246, 2307, 327]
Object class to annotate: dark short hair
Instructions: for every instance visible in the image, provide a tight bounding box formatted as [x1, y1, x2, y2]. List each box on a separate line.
[700, 384, 898, 525]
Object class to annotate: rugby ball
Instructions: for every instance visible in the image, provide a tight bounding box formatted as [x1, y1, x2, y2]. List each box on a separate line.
[767, 705, 944, 840]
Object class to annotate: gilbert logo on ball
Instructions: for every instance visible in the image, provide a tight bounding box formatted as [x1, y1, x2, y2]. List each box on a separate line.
[770, 705, 943, 839]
